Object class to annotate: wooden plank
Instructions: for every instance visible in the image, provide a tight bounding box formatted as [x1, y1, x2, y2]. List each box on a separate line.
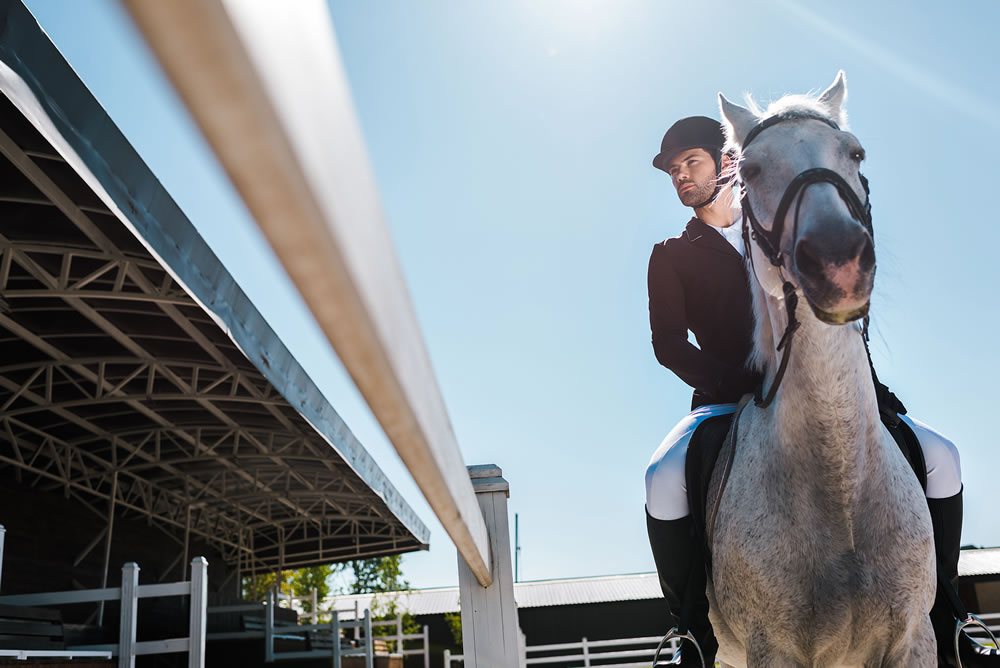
[117, 0, 490, 585]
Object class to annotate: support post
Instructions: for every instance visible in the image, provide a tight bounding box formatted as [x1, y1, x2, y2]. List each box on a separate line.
[118, 562, 139, 668]
[582, 637, 590, 668]
[444, 649, 451, 668]
[363, 608, 373, 668]
[354, 601, 359, 640]
[99, 472, 118, 626]
[312, 588, 319, 624]
[188, 557, 208, 668]
[423, 625, 430, 668]
[265, 590, 275, 663]
[331, 610, 340, 668]
[396, 613, 402, 654]
[457, 465, 518, 668]
[0, 524, 5, 593]
[182, 505, 191, 580]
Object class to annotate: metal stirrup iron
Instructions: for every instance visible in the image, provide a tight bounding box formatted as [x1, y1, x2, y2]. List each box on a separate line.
[954, 614, 999, 668]
[652, 627, 706, 668]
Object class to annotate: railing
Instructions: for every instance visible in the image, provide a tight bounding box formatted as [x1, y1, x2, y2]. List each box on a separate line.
[967, 612, 1000, 647]
[0, 557, 208, 668]
[207, 592, 374, 666]
[446, 635, 677, 668]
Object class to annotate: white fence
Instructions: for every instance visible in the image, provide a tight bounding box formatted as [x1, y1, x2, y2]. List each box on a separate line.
[277, 589, 430, 668]
[445, 634, 677, 668]
[0, 556, 208, 668]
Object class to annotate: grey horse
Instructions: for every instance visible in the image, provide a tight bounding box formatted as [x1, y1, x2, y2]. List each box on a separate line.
[705, 72, 937, 667]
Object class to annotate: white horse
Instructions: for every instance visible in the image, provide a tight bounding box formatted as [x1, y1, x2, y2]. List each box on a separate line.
[706, 73, 937, 667]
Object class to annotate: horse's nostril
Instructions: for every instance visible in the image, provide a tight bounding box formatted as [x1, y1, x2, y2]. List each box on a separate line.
[858, 237, 875, 273]
[795, 239, 824, 278]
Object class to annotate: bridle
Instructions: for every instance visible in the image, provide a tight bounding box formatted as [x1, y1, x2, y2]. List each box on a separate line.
[737, 113, 875, 408]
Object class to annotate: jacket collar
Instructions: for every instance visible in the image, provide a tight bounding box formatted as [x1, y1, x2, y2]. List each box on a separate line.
[683, 217, 742, 259]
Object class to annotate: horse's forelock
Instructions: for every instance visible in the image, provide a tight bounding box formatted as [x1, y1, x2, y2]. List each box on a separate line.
[723, 92, 849, 155]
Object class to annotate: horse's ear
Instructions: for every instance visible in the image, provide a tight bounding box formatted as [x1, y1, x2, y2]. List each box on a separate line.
[719, 93, 757, 148]
[818, 71, 848, 125]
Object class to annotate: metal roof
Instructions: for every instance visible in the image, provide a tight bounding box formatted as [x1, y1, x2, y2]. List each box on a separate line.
[959, 547, 1000, 578]
[0, 0, 428, 572]
[327, 573, 662, 616]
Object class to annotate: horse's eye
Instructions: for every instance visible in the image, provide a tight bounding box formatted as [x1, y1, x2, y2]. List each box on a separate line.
[742, 164, 761, 180]
[850, 148, 866, 162]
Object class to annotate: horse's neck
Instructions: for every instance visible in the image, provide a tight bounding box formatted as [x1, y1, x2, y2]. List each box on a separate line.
[758, 293, 885, 481]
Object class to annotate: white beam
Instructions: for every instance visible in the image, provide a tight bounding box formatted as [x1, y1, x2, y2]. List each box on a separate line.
[119, 0, 491, 585]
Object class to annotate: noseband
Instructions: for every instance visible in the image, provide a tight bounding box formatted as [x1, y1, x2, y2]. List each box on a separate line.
[737, 113, 875, 407]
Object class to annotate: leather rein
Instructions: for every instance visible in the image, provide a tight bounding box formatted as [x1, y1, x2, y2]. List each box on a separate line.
[737, 113, 875, 408]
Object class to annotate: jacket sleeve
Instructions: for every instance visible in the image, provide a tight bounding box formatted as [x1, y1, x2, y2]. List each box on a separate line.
[647, 245, 746, 396]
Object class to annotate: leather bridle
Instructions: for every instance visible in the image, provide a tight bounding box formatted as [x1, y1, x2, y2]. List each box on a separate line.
[737, 113, 875, 408]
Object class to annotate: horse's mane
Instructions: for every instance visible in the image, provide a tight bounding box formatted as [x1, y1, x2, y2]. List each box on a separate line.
[723, 93, 849, 154]
[724, 90, 850, 376]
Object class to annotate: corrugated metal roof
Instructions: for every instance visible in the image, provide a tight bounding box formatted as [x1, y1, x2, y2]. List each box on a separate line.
[325, 547, 1000, 617]
[325, 572, 661, 617]
[960, 548, 1000, 577]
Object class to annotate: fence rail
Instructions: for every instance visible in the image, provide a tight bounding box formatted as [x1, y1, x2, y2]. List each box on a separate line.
[0, 556, 207, 668]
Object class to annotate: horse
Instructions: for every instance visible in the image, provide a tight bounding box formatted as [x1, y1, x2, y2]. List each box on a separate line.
[705, 72, 938, 667]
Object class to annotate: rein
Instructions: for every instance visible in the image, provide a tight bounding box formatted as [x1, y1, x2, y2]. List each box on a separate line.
[737, 113, 874, 408]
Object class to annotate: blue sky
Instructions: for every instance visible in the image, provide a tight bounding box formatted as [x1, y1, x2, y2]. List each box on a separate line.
[22, 0, 999, 590]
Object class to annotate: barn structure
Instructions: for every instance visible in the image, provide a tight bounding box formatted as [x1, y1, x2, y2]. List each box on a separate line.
[0, 0, 428, 617]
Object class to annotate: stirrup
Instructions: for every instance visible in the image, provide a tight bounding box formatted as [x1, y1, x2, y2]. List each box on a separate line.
[954, 614, 999, 668]
[653, 626, 705, 668]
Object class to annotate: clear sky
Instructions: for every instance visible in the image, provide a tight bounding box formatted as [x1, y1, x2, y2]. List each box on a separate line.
[22, 0, 999, 590]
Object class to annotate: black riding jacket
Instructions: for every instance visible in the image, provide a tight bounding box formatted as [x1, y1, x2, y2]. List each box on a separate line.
[647, 217, 762, 409]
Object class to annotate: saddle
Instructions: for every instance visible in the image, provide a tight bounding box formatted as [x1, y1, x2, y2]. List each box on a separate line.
[684, 401, 928, 568]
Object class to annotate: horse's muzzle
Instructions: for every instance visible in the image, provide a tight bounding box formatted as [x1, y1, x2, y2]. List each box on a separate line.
[793, 222, 875, 323]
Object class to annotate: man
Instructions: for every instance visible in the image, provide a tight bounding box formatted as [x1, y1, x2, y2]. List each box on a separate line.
[644, 116, 993, 667]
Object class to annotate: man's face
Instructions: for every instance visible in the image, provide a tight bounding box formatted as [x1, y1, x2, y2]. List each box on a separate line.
[665, 148, 717, 207]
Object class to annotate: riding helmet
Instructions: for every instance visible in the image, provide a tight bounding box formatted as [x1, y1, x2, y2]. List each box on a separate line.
[652, 116, 725, 172]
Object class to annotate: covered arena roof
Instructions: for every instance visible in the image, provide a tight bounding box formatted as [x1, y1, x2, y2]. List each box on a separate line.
[0, 0, 428, 572]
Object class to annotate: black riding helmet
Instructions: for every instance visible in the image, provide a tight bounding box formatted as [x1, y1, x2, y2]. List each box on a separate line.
[652, 115, 725, 173]
[652, 116, 727, 208]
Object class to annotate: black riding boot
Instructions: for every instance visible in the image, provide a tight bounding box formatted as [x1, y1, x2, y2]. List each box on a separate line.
[928, 489, 1000, 667]
[646, 510, 717, 667]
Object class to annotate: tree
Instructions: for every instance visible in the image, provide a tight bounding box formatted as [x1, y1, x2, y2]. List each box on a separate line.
[346, 555, 407, 594]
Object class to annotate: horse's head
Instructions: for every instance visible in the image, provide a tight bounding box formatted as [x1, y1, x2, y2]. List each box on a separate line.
[718, 72, 874, 325]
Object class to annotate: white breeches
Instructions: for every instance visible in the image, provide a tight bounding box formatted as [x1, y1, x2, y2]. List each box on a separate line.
[644, 405, 963, 521]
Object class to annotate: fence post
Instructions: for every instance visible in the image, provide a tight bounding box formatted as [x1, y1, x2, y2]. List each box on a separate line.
[312, 588, 319, 624]
[354, 601, 359, 640]
[265, 590, 275, 663]
[457, 465, 518, 668]
[396, 613, 403, 654]
[118, 562, 139, 668]
[423, 625, 430, 668]
[581, 637, 590, 668]
[188, 557, 208, 668]
[332, 610, 340, 668]
[0, 524, 5, 593]
[363, 608, 373, 668]
[444, 649, 451, 668]
[517, 628, 526, 668]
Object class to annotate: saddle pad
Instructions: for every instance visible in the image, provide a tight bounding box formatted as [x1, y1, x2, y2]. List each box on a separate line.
[683, 410, 927, 551]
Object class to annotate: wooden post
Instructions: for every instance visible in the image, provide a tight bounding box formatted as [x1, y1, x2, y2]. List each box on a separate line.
[581, 637, 590, 668]
[443, 649, 451, 668]
[423, 625, 430, 668]
[457, 465, 518, 668]
[331, 610, 340, 668]
[118, 562, 139, 668]
[265, 590, 275, 662]
[188, 557, 208, 668]
[363, 608, 373, 668]
[396, 613, 402, 654]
